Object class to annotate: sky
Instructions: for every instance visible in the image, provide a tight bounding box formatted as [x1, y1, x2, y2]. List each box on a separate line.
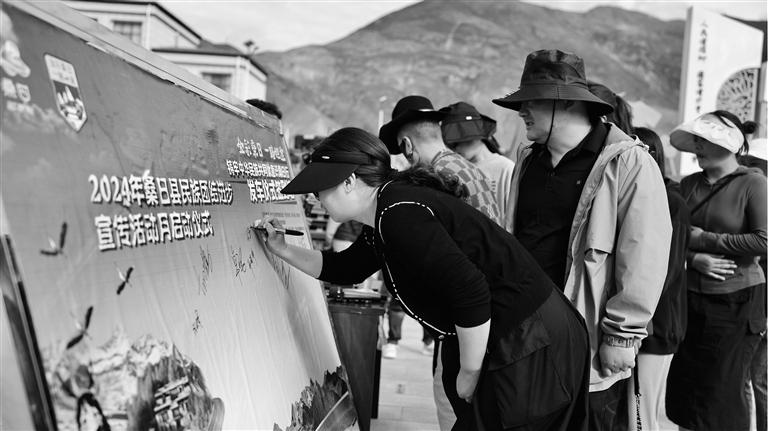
[161, 0, 767, 52]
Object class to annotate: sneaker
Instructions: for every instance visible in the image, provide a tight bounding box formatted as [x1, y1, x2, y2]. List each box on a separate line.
[422, 342, 434, 356]
[382, 343, 398, 359]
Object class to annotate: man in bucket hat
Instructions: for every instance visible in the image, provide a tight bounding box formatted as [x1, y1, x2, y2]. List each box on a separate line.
[493, 49, 672, 430]
[440, 101, 516, 232]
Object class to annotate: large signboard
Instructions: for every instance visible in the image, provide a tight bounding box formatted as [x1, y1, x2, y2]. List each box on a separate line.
[677, 7, 764, 175]
[0, 1, 356, 430]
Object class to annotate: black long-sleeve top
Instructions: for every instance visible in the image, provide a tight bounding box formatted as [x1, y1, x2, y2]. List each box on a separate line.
[641, 180, 690, 354]
[320, 181, 553, 346]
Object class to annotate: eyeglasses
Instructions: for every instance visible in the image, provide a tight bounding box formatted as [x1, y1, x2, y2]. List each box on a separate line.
[312, 191, 319, 199]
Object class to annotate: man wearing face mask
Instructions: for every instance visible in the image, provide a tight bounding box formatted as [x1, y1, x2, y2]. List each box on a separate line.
[379, 95, 501, 431]
[379, 95, 501, 227]
[493, 49, 672, 430]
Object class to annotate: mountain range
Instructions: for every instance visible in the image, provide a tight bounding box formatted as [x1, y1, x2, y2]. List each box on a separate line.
[256, 0, 686, 151]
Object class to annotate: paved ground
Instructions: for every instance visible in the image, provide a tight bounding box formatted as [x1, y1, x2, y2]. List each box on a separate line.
[371, 315, 440, 431]
[367, 316, 760, 431]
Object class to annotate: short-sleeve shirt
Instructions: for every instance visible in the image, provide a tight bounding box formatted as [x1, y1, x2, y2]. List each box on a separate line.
[431, 149, 501, 226]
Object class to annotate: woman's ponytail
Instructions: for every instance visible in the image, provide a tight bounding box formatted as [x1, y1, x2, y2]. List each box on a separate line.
[710, 110, 759, 155]
[387, 166, 468, 199]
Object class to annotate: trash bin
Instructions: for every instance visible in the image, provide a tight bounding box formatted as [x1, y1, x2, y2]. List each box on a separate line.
[327, 296, 386, 431]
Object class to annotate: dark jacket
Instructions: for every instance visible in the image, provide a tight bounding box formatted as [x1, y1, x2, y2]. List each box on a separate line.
[641, 180, 690, 354]
[320, 181, 553, 343]
[682, 166, 767, 294]
[319, 181, 588, 430]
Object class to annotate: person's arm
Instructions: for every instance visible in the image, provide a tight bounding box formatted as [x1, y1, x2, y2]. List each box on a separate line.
[456, 320, 490, 402]
[380, 203, 491, 398]
[258, 216, 322, 277]
[600, 150, 671, 375]
[257, 217, 378, 284]
[320, 233, 380, 285]
[688, 175, 767, 256]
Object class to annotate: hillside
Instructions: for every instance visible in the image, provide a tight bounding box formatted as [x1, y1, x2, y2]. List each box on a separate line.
[256, 0, 685, 149]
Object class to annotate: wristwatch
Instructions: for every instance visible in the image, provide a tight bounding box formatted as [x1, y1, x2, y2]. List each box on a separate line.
[602, 335, 639, 348]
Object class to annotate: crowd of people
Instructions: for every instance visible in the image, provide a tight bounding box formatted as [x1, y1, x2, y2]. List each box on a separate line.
[255, 49, 767, 431]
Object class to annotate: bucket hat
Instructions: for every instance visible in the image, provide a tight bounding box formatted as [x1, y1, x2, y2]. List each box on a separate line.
[379, 95, 446, 154]
[492, 49, 613, 115]
[587, 81, 619, 111]
[281, 147, 373, 195]
[439, 102, 497, 145]
[670, 113, 743, 154]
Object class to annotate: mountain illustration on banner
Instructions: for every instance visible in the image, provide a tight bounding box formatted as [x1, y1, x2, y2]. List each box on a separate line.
[44, 54, 87, 131]
[45, 329, 224, 431]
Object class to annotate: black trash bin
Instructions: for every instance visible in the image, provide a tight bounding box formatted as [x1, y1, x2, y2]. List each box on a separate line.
[327, 295, 385, 431]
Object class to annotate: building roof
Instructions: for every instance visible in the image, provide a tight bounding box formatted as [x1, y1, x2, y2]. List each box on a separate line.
[73, 0, 202, 40]
[153, 40, 269, 76]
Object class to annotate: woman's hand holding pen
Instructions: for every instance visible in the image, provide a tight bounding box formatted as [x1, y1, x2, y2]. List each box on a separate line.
[256, 216, 288, 255]
[253, 217, 322, 278]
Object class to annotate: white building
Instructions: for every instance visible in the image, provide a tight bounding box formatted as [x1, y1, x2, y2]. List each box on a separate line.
[63, 0, 268, 101]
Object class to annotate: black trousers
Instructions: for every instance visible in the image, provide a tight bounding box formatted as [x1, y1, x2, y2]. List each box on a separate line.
[587, 378, 629, 431]
[441, 290, 589, 431]
[667, 284, 766, 431]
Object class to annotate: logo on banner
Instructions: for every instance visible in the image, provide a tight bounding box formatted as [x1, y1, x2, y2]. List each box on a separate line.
[44, 54, 87, 131]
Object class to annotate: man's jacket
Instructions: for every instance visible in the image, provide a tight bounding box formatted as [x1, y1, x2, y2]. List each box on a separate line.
[507, 124, 672, 392]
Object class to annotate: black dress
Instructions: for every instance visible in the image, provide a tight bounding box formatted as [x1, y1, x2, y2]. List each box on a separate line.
[320, 181, 589, 431]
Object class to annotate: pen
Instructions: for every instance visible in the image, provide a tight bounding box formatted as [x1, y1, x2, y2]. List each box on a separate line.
[252, 225, 305, 236]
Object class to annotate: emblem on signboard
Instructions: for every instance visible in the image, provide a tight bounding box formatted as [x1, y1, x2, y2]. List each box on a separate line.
[716, 68, 759, 123]
[44, 54, 87, 131]
[0, 40, 31, 78]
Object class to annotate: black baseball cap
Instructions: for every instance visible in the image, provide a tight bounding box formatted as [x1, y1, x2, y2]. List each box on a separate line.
[281, 149, 373, 195]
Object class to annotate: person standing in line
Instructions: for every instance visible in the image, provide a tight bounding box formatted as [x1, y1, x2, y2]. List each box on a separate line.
[378, 97, 503, 355]
[493, 49, 671, 430]
[739, 150, 768, 431]
[587, 81, 634, 135]
[378, 95, 501, 226]
[259, 127, 590, 431]
[379, 95, 502, 429]
[439, 101, 516, 232]
[666, 111, 766, 431]
[633, 127, 691, 430]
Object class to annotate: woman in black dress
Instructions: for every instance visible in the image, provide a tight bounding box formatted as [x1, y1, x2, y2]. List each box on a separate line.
[257, 127, 589, 431]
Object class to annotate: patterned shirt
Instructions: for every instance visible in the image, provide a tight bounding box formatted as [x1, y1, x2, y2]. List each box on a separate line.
[431, 149, 501, 226]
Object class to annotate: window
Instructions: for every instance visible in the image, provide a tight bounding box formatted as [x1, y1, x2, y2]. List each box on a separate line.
[201, 73, 232, 92]
[112, 21, 142, 44]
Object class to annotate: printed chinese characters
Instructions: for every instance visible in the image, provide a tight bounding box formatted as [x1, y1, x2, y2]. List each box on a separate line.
[90, 173, 233, 251]
[694, 20, 708, 114]
[227, 136, 292, 204]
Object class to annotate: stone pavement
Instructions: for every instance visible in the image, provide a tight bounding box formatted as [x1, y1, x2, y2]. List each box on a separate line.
[371, 315, 440, 431]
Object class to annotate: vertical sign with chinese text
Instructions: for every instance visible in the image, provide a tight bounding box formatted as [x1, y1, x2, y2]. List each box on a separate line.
[677, 7, 764, 175]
